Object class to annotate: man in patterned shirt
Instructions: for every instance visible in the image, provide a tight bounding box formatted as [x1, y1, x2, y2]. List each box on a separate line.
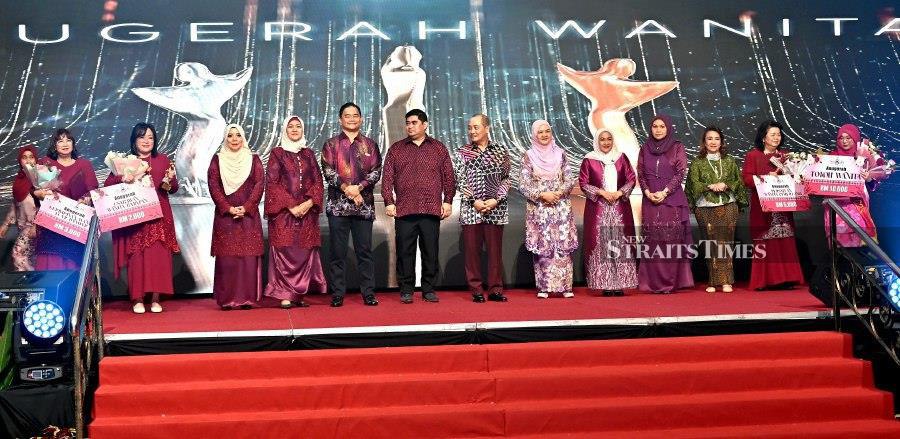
[457, 114, 510, 303]
[321, 102, 382, 307]
[382, 109, 456, 304]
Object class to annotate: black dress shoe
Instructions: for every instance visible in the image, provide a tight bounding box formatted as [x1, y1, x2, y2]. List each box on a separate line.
[487, 292, 507, 302]
[423, 292, 439, 303]
[400, 293, 413, 304]
[331, 296, 344, 307]
[472, 293, 486, 303]
[363, 295, 379, 306]
[221, 305, 233, 311]
[602, 290, 613, 297]
[239, 304, 253, 310]
[615, 290, 625, 297]
[296, 300, 310, 308]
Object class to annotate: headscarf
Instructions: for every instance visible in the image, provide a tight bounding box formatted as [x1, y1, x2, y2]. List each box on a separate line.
[643, 114, 679, 155]
[833, 124, 861, 157]
[585, 129, 621, 164]
[279, 115, 307, 153]
[585, 130, 620, 193]
[12, 145, 38, 203]
[217, 124, 253, 195]
[526, 120, 564, 178]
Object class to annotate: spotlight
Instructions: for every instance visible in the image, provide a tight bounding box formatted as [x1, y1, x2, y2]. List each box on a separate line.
[22, 300, 66, 342]
[888, 276, 900, 312]
[4, 270, 80, 382]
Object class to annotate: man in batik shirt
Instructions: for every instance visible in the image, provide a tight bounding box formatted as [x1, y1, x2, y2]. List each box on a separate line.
[321, 102, 382, 307]
[457, 114, 509, 303]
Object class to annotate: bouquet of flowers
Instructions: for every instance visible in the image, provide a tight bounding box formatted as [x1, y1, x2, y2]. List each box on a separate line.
[856, 139, 897, 176]
[23, 163, 61, 191]
[770, 151, 814, 182]
[104, 151, 151, 186]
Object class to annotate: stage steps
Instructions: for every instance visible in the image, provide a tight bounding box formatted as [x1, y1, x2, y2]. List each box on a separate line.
[90, 331, 900, 438]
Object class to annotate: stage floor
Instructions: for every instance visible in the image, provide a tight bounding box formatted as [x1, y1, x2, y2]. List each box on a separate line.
[102, 285, 831, 342]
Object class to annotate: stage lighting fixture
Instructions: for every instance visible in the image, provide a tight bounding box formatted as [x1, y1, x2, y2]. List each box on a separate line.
[0, 270, 80, 382]
[887, 275, 900, 312]
[22, 301, 66, 342]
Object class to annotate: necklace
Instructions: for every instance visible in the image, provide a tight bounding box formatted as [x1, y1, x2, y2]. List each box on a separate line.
[707, 157, 723, 180]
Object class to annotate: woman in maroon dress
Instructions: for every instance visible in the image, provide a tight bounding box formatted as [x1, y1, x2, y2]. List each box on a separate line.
[33, 128, 99, 270]
[208, 124, 265, 310]
[741, 120, 804, 290]
[264, 115, 327, 308]
[104, 123, 179, 314]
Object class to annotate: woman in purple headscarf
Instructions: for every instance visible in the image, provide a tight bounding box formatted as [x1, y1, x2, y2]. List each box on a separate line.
[637, 115, 695, 293]
[825, 124, 888, 247]
[518, 120, 578, 298]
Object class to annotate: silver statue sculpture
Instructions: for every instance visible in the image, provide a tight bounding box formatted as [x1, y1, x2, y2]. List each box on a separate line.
[380, 45, 426, 151]
[132, 62, 253, 197]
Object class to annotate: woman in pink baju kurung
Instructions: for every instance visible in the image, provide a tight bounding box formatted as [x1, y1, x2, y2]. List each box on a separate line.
[208, 124, 265, 310]
[104, 123, 180, 314]
[263, 116, 327, 308]
[34, 129, 99, 270]
[579, 129, 638, 296]
[823, 124, 888, 247]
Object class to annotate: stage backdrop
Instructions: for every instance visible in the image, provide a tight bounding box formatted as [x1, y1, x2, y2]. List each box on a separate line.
[0, 1, 898, 295]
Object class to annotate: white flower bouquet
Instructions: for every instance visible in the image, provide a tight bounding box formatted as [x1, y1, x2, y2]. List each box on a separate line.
[105, 151, 151, 186]
[23, 163, 61, 191]
[770, 151, 814, 182]
[856, 139, 896, 176]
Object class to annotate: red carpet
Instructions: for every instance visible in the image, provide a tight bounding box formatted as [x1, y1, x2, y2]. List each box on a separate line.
[90, 331, 900, 438]
[101, 286, 829, 335]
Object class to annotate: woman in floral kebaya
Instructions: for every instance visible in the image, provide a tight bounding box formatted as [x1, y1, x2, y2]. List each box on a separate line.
[518, 120, 578, 298]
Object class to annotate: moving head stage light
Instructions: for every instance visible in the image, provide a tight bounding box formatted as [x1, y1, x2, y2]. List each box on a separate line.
[0, 270, 79, 382]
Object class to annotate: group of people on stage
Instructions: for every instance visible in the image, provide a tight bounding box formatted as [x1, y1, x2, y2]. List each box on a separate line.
[1, 102, 887, 313]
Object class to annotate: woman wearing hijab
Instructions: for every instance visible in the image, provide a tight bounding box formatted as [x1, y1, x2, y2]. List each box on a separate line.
[105, 123, 180, 314]
[637, 115, 694, 294]
[208, 124, 265, 310]
[263, 116, 327, 308]
[518, 120, 578, 298]
[33, 128, 100, 270]
[824, 124, 888, 247]
[686, 126, 748, 293]
[0, 146, 41, 271]
[741, 120, 804, 290]
[579, 129, 638, 296]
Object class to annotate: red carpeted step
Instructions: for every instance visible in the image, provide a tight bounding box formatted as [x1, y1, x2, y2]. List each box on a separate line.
[497, 419, 900, 438]
[93, 357, 871, 418]
[492, 357, 872, 401]
[93, 372, 496, 418]
[90, 403, 507, 439]
[98, 344, 488, 386]
[500, 388, 895, 434]
[89, 389, 896, 439]
[486, 331, 852, 370]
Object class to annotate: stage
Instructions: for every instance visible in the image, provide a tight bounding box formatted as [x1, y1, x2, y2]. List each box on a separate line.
[100, 285, 840, 355]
